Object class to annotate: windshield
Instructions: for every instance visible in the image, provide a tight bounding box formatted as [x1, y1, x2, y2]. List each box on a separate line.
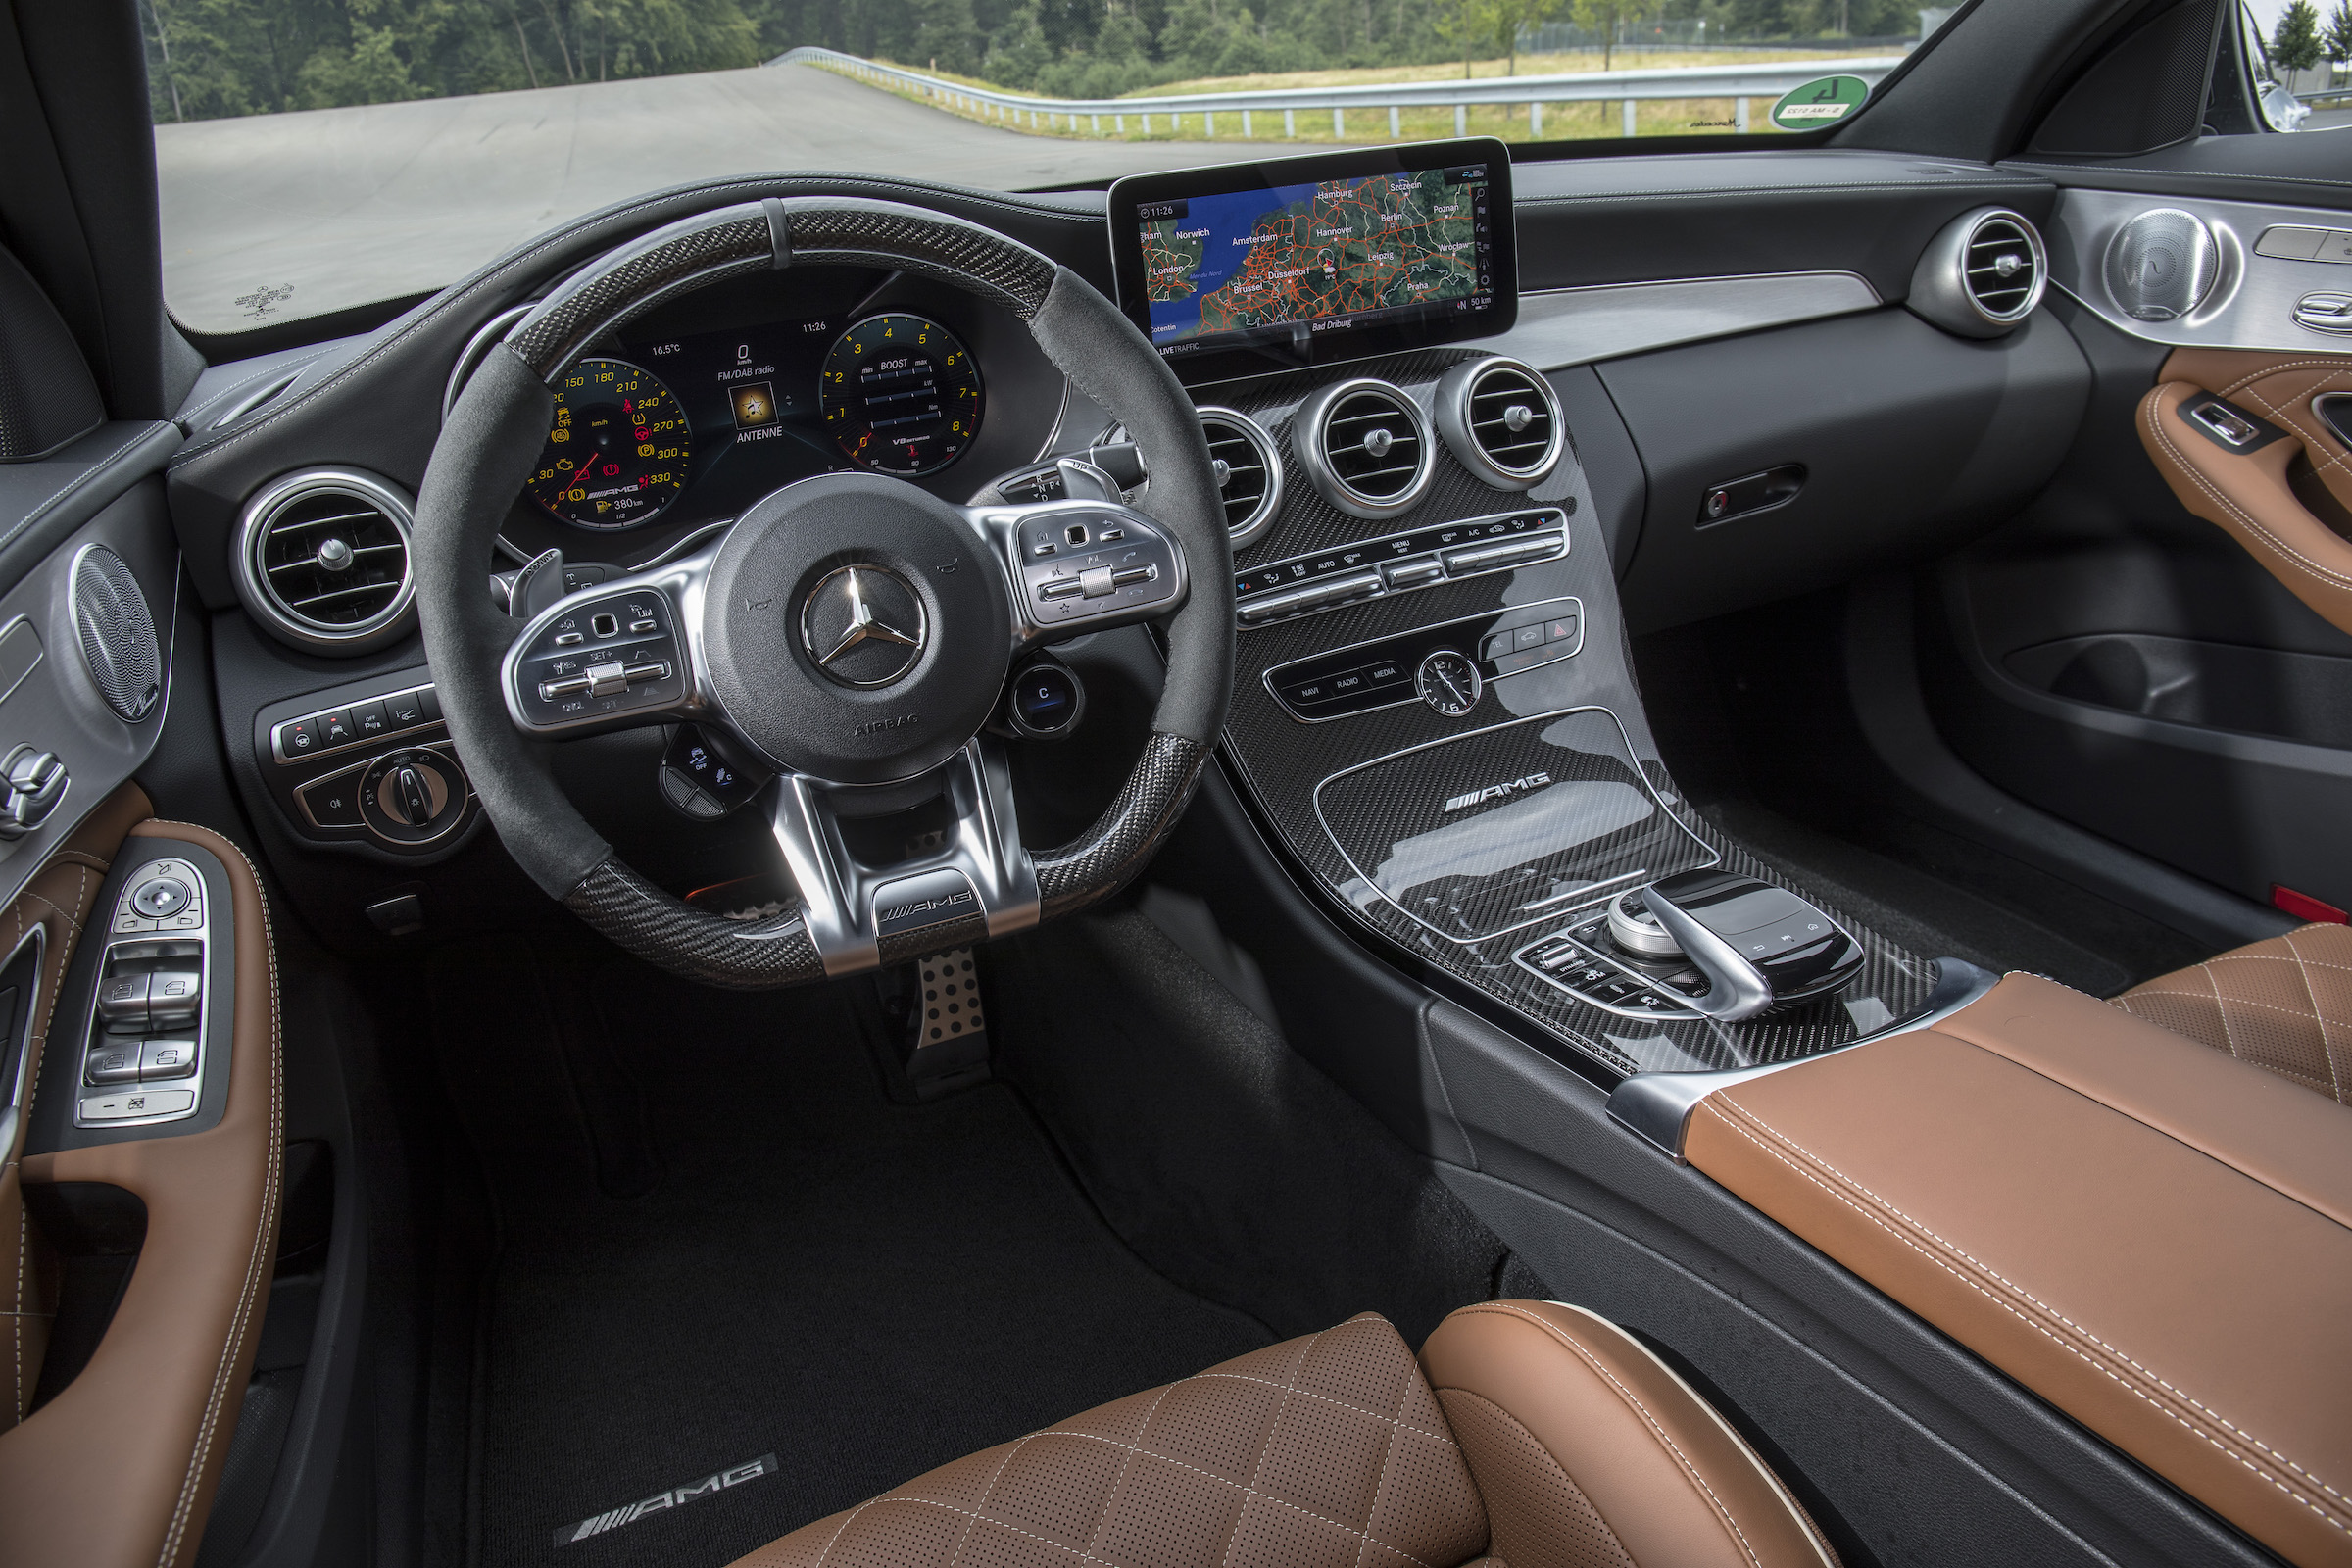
[147, 1, 1933, 337]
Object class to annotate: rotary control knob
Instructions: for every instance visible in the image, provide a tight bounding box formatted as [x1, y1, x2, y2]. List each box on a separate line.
[1414, 650, 1482, 717]
[1607, 890, 1684, 958]
[357, 748, 464, 845]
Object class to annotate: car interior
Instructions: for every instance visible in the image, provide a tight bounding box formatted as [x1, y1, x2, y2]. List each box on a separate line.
[0, 0, 2348, 1565]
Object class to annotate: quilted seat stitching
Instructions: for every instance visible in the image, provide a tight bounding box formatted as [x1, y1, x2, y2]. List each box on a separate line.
[1442, 1303, 1770, 1568]
[1700, 1097, 2352, 1533]
[2279, 931, 2352, 1101]
[1187, 1371, 1458, 1444]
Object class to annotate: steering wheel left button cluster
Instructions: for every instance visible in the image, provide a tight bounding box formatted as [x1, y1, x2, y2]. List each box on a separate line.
[509, 587, 688, 731]
[79, 858, 211, 1127]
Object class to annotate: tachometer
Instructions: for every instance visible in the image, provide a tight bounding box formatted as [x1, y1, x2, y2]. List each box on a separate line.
[525, 358, 692, 530]
[820, 314, 982, 476]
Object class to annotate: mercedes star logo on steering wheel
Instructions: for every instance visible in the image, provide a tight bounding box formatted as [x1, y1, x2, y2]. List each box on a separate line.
[800, 564, 928, 688]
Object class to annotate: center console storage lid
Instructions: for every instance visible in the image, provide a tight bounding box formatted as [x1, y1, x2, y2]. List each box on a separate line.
[1682, 974, 2352, 1568]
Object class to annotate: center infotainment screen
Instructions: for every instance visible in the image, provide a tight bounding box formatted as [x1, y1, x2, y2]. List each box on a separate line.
[1106, 138, 1517, 381]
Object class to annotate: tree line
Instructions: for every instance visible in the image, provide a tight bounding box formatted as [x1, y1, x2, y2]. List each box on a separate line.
[2269, 0, 2352, 73]
[140, 0, 1927, 120]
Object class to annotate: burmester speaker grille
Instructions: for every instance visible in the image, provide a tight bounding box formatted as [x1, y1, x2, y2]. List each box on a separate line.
[74, 546, 160, 723]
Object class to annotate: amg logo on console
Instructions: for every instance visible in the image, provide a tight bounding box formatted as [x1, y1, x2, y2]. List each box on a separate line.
[1443, 771, 1552, 813]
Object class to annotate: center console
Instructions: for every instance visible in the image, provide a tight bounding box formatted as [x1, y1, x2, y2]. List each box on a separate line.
[1110, 141, 1937, 1079]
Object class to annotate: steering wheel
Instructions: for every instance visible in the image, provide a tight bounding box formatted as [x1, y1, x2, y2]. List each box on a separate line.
[413, 198, 1234, 988]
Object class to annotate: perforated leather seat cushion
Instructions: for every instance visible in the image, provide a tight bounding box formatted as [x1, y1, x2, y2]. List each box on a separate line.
[2114, 923, 2352, 1104]
[729, 1304, 1838, 1568]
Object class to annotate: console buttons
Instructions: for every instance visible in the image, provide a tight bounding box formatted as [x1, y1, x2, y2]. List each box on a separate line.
[385, 689, 427, 727]
[130, 877, 192, 919]
[418, 686, 442, 722]
[299, 774, 367, 829]
[97, 972, 150, 1030]
[1441, 534, 1562, 575]
[80, 1088, 195, 1122]
[318, 709, 357, 746]
[84, 1042, 142, 1085]
[352, 699, 391, 739]
[280, 718, 320, 758]
[147, 968, 202, 1029]
[1363, 660, 1406, 687]
[1512, 624, 1546, 651]
[139, 1040, 198, 1080]
[1381, 556, 1445, 589]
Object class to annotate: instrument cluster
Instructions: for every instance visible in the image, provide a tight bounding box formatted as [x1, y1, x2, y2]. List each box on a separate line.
[523, 310, 985, 533]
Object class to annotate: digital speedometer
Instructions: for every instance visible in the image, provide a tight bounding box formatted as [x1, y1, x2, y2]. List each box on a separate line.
[819, 314, 982, 476]
[524, 358, 692, 530]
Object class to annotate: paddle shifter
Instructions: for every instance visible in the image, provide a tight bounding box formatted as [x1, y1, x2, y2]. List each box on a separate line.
[1628, 869, 1864, 1021]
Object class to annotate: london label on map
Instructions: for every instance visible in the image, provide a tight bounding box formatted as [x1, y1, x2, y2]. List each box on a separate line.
[1140, 168, 1489, 348]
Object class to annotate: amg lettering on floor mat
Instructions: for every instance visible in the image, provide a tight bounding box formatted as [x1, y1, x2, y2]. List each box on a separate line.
[555, 1454, 778, 1546]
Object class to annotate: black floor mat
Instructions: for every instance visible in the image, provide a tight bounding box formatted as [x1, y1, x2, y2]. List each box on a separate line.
[426, 947, 1271, 1568]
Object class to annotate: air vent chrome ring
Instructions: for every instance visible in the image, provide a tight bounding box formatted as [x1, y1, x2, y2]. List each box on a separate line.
[1293, 377, 1435, 520]
[234, 466, 418, 655]
[1906, 207, 2048, 339]
[1196, 406, 1285, 549]
[1435, 356, 1566, 490]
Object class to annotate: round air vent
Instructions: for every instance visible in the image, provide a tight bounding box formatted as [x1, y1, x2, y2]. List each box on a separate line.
[1435, 357, 1565, 490]
[1197, 407, 1284, 548]
[1906, 207, 2048, 339]
[2103, 208, 2219, 322]
[72, 545, 160, 723]
[234, 468, 417, 655]
[1294, 378, 1435, 520]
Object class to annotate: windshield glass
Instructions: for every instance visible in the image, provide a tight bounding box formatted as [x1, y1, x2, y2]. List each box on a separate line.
[148, 1, 1934, 336]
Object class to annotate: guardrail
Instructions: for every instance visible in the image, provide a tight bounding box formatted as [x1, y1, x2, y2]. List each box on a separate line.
[769, 45, 1906, 139]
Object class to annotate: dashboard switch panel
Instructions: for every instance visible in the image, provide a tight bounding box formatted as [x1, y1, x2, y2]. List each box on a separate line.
[1234, 507, 1567, 629]
[1262, 596, 1584, 722]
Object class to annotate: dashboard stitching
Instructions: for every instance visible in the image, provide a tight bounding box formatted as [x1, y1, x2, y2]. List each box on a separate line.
[171, 176, 1102, 468]
[2004, 160, 2352, 193]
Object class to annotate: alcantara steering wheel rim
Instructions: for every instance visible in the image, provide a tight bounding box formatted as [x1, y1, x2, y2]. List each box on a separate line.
[412, 196, 1235, 989]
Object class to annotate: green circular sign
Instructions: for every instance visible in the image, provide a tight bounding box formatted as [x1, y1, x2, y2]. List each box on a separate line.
[1771, 75, 1871, 131]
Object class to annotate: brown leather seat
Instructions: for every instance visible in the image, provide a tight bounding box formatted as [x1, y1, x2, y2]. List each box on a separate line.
[2114, 922, 2352, 1104]
[727, 1300, 1838, 1568]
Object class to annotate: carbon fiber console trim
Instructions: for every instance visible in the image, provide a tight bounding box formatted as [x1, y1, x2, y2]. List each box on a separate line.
[1208, 348, 1936, 1078]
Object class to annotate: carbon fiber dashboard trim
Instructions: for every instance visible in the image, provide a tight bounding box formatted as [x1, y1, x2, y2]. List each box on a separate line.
[1208, 348, 1936, 1079]
[562, 858, 825, 991]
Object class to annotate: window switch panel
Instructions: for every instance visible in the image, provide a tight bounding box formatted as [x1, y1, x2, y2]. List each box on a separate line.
[84, 1042, 142, 1085]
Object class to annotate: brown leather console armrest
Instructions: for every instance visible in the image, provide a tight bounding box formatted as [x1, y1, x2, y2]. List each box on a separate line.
[0, 819, 283, 1568]
[1685, 974, 2352, 1568]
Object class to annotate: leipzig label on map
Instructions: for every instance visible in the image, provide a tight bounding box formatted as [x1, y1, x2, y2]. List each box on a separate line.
[1139, 166, 1492, 349]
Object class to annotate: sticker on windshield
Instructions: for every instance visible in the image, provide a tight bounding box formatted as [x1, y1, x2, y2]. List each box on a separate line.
[1771, 75, 1871, 130]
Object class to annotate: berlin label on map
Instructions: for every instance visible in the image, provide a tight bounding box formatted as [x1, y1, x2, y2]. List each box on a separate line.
[1139, 167, 1491, 348]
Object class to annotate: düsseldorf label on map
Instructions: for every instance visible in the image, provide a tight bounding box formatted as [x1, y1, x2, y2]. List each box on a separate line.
[1139, 167, 1490, 347]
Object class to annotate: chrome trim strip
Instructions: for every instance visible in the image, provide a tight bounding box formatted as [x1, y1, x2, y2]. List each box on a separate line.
[1604, 956, 2002, 1160]
[1468, 271, 1884, 371]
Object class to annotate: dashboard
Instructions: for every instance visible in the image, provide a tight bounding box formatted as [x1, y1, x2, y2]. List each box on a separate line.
[481, 264, 1073, 571]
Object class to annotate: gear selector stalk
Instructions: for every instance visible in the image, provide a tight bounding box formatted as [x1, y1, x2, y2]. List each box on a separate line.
[1640, 869, 1864, 1021]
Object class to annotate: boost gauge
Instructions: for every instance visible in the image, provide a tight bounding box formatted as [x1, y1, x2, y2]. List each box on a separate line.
[820, 314, 982, 475]
[525, 358, 692, 530]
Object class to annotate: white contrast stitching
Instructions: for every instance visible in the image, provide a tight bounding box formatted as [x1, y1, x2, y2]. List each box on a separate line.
[2143, 387, 2352, 596]
[1700, 1097, 2352, 1533]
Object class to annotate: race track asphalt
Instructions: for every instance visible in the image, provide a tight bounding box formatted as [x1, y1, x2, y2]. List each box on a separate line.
[157, 63, 1225, 335]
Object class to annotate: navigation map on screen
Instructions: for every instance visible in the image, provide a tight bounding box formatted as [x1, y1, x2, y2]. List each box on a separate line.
[1136, 164, 1494, 351]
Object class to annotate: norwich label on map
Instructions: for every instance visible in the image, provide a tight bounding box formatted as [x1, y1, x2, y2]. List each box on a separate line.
[1139, 170, 1486, 344]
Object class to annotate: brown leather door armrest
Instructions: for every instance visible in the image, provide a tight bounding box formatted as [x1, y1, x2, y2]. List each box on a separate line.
[1685, 975, 2352, 1568]
[0, 819, 283, 1568]
[2137, 350, 2352, 634]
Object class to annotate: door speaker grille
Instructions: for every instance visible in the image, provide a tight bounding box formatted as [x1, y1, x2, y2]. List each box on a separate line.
[73, 546, 160, 723]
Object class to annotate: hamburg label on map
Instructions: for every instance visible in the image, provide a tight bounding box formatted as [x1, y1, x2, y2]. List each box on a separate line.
[1138, 166, 1493, 349]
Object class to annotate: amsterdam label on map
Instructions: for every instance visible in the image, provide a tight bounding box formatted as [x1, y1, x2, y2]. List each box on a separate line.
[1140, 168, 1488, 347]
